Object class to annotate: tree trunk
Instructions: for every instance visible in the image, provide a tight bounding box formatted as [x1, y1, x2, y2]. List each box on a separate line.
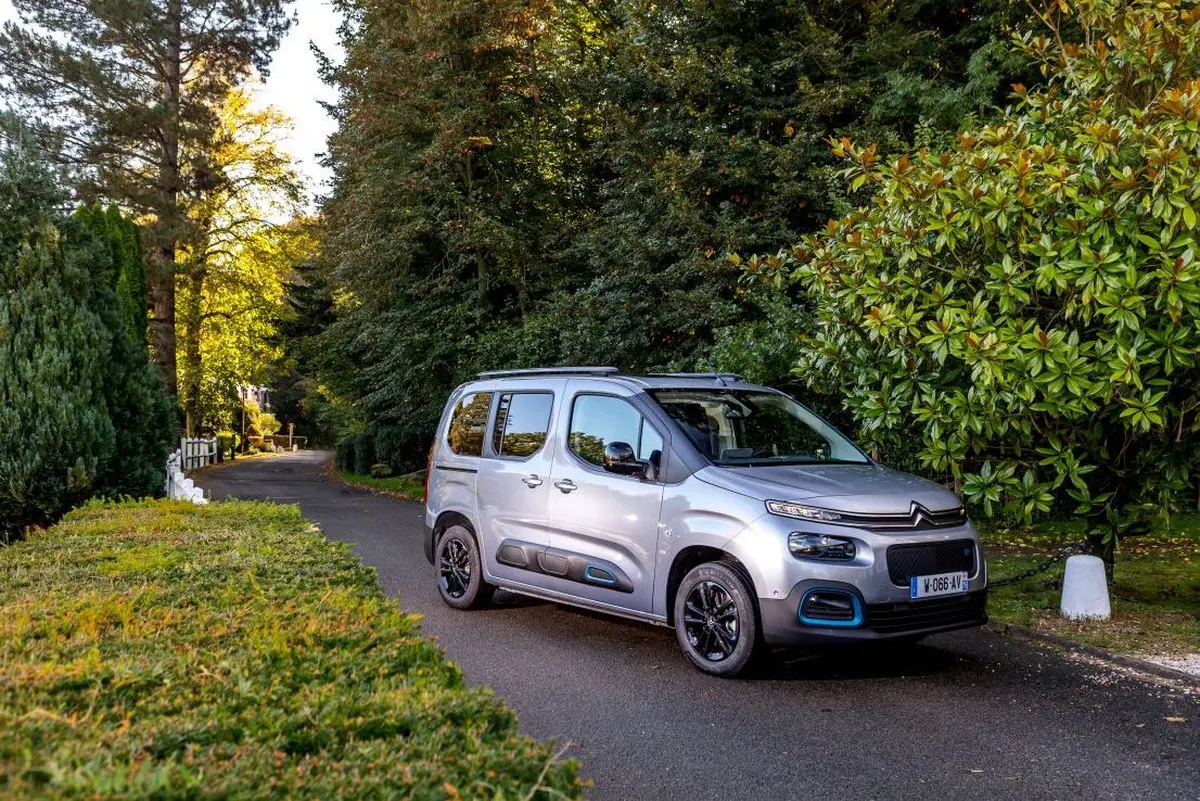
[181, 267, 204, 436]
[151, 0, 184, 397]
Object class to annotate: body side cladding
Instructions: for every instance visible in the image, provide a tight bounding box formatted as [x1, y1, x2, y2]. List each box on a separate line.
[496, 538, 635, 594]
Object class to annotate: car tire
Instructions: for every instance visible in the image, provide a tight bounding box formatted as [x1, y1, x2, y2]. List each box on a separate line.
[436, 524, 495, 610]
[674, 561, 760, 677]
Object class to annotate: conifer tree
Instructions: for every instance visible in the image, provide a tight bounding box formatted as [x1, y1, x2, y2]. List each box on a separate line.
[74, 204, 177, 498]
[0, 0, 295, 395]
[0, 135, 113, 537]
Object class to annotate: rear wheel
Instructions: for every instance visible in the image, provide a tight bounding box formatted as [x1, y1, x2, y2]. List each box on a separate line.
[673, 561, 759, 677]
[436, 524, 494, 609]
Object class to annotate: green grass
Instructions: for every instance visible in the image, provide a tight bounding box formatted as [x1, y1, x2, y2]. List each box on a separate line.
[338, 470, 425, 501]
[981, 515, 1200, 656]
[0, 499, 581, 800]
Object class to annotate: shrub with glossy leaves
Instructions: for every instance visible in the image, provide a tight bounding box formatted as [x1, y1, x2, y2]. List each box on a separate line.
[751, 0, 1200, 558]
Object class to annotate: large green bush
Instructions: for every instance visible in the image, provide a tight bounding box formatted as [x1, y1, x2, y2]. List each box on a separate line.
[0, 134, 176, 538]
[0, 137, 114, 537]
[74, 204, 176, 499]
[0, 499, 582, 798]
[754, 0, 1200, 562]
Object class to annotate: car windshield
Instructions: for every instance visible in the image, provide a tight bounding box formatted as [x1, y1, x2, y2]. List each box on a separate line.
[650, 389, 869, 467]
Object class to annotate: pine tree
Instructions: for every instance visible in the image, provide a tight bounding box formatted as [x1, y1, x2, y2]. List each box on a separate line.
[0, 137, 114, 537]
[0, 0, 295, 395]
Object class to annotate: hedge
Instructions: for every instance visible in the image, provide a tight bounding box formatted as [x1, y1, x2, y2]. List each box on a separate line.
[0, 499, 582, 799]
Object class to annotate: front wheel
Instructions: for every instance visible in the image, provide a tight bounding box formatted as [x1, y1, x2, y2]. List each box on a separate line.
[673, 561, 760, 677]
[436, 524, 495, 609]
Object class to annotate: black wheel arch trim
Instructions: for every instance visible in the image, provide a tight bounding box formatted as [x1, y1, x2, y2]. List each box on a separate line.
[427, 511, 475, 566]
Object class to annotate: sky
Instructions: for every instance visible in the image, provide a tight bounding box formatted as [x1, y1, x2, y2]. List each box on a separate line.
[0, 0, 344, 201]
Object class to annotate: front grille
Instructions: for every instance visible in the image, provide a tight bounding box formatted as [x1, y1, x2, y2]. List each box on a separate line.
[886, 539, 976, 587]
[864, 592, 987, 634]
[834, 504, 967, 531]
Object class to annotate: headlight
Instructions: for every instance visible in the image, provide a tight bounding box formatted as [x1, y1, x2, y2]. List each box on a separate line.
[766, 500, 842, 522]
[788, 533, 856, 561]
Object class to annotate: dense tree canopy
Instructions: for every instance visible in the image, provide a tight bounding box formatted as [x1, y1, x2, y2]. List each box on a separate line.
[315, 0, 1030, 467]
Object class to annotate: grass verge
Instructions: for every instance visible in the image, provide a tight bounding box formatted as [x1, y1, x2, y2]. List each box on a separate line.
[981, 516, 1200, 657]
[336, 469, 425, 502]
[0, 499, 581, 799]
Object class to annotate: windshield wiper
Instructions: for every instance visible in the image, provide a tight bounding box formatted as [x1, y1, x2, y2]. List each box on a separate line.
[718, 457, 867, 467]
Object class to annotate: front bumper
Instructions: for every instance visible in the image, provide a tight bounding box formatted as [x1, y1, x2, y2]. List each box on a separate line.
[759, 579, 988, 646]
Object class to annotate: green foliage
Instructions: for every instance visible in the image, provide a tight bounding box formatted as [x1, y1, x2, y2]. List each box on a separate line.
[369, 462, 393, 478]
[316, 0, 1030, 467]
[0, 499, 582, 797]
[754, 0, 1200, 553]
[0, 138, 114, 536]
[73, 204, 176, 499]
[0, 136, 175, 538]
[338, 470, 426, 501]
[72, 204, 147, 345]
[0, 0, 297, 392]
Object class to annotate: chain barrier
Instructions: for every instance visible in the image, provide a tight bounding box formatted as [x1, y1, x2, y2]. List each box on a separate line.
[988, 539, 1091, 588]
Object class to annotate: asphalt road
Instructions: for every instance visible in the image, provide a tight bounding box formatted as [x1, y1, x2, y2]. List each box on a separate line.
[197, 451, 1200, 801]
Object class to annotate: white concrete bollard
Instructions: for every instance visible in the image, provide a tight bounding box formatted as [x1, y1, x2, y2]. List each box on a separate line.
[1060, 554, 1111, 620]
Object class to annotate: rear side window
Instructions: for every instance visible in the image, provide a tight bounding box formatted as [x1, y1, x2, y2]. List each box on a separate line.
[569, 394, 663, 467]
[446, 392, 493, 456]
[492, 392, 553, 458]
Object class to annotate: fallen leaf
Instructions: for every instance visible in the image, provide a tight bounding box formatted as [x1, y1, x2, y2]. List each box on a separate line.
[1165, 717, 1188, 724]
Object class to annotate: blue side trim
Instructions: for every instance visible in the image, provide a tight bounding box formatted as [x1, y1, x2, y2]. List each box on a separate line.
[798, 588, 863, 628]
[583, 565, 618, 585]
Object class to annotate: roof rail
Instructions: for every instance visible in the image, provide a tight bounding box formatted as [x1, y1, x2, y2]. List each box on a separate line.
[477, 366, 620, 379]
[648, 371, 745, 385]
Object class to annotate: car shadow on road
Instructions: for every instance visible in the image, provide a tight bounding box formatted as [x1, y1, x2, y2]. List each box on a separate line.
[482, 592, 985, 683]
[751, 642, 983, 682]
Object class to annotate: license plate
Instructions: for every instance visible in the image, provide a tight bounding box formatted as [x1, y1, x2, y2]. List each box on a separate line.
[910, 571, 969, 599]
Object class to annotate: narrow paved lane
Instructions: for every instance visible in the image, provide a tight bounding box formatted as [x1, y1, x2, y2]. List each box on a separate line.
[198, 452, 1200, 801]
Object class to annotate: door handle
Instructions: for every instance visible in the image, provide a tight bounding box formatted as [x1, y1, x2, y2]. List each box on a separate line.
[554, 479, 577, 494]
[522, 474, 543, 488]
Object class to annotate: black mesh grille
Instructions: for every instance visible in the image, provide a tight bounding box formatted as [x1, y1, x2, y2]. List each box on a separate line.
[886, 539, 976, 587]
[864, 592, 987, 634]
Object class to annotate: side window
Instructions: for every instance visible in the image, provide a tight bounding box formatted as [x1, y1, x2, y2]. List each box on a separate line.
[492, 392, 553, 458]
[569, 394, 664, 467]
[446, 392, 493, 456]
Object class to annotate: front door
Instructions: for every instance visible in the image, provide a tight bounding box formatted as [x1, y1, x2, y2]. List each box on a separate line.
[476, 388, 559, 585]
[546, 389, 666, 615]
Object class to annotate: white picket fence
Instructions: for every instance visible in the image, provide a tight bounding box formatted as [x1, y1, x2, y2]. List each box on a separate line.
[165, 450, 207, 504]
[180, 437, 218, 469]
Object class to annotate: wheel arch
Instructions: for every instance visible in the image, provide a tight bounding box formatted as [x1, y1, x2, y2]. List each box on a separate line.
[426, 510, 476, 564]
[665, 545, 759, 627]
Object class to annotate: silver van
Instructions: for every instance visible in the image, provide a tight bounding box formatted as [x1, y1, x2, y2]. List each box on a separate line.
[423, 368, 987, 676]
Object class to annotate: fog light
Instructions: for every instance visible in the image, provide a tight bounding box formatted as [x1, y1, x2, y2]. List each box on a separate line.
[788, 533, 856, 561]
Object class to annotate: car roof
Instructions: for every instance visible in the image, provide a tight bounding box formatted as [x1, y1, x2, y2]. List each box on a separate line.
[463, 368, 779, 394]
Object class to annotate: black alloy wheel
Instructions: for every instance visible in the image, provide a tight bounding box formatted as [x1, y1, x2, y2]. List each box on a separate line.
[683, 581, 740, 661]
[674, 561, 760, 676]
[435, 524, 494, 610]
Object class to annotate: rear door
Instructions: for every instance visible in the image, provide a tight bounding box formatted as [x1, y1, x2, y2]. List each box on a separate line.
[476, 382, 562, 585]
[545, 383, 666, 615]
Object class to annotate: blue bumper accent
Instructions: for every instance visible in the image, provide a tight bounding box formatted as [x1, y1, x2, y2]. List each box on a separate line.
[798, 588, 863, 628]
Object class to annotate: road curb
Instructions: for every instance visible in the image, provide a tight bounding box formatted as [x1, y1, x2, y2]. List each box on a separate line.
[987, 621, 1200, 688]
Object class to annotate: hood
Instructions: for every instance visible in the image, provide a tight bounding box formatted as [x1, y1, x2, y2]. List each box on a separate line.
[694, 462, 959, 515]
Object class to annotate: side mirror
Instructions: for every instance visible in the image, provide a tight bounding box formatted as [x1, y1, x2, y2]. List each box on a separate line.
[603, 441, 645, 476]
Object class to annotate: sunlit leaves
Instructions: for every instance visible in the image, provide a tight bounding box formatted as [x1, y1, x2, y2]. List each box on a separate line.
[764, 0, 1200, 532]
